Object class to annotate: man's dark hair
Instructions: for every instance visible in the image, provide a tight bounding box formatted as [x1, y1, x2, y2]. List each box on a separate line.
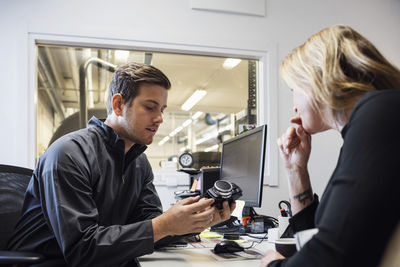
[106, 62, 171, 114]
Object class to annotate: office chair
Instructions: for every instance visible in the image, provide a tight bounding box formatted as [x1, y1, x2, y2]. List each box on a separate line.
[0, 164, 45, 266]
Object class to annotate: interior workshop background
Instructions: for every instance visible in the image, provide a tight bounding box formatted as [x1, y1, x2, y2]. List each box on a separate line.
[0, 0, 399, 218]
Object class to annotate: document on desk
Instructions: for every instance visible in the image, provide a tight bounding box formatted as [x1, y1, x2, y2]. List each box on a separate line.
[208, 248, 264, 261]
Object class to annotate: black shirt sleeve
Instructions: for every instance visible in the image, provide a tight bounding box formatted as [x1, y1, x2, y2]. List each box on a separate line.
[38, 141, 157, 267]
[289, 194, 319, 233]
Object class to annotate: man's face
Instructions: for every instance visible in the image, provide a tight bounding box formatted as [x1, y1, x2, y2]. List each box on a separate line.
[120, 83, 168, 145]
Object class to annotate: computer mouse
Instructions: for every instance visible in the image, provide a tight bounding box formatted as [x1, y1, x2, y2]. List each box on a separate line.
[213, 240, 244, 254]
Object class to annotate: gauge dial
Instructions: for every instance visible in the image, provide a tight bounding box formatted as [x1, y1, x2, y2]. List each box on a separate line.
[179, 152, 194, 168]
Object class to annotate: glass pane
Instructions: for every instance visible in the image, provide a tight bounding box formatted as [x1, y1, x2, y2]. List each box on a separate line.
[36, 44, 258, 169]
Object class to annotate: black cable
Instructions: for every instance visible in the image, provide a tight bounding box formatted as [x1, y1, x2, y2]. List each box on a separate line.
[246, 233, 268, 240]
[278, 200, 292, 217]
[242, 232, 268, 249]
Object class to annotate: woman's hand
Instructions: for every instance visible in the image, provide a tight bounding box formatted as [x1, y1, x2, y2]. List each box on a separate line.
[277, 116, 311, 172]
[277, 116, 314, 214]
[260, 250, 285, 267]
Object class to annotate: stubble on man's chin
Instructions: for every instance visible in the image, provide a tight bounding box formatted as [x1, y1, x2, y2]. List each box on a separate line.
[131, 137, 153, 146]
[144, 138, 154, 146]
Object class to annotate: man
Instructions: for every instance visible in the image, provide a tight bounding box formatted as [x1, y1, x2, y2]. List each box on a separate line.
[8, 62, 234, 266]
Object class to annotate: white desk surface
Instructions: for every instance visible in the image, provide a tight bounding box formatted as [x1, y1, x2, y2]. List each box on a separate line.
[139, 236, 274, 267]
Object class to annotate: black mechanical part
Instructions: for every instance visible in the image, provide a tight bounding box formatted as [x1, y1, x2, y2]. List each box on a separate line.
[205, 180, 242, 209]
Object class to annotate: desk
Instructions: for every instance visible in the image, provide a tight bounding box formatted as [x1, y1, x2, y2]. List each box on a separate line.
[139, 237, 274, 267]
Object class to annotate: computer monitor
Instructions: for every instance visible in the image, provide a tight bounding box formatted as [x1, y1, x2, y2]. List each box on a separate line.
[219, 125, 267, 208]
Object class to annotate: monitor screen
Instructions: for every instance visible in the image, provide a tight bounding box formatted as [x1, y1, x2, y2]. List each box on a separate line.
[219, 125, 267, 207]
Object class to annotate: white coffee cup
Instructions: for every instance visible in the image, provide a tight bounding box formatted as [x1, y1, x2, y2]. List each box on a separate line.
[268, 228, 279, 243]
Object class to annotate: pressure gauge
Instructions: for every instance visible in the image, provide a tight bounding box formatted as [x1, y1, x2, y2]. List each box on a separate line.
[179, 152, 194, 168]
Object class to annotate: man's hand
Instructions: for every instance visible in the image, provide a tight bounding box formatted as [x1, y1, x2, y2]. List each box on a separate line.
[260, 250, 285, 267]
[152, 196, 216, 242]
[208, 200, 236, 227]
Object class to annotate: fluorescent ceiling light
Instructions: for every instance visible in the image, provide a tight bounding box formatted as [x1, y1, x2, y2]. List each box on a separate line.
[192, 111, 203, 120]
[223, 58, 241, 70]
[195, 125, 232, 145]
[175, 125, 184, 133]
[169, 125, 184, 137]
[158, 136, 170, 146]
[182, 119, 192, 127]
[181, 90, 207, 111]
[195, 130, 218, 145]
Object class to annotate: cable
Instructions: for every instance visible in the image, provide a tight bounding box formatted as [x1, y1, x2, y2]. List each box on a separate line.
[278, 200, 292, 217]
[246, 234, 268, 240]
[242, 232, 268, 249]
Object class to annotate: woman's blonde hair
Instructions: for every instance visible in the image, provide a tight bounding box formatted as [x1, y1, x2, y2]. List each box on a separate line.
[281, 25, 400, 123]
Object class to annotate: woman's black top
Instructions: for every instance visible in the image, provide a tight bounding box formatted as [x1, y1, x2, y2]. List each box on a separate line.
[270, 90, 400, 267]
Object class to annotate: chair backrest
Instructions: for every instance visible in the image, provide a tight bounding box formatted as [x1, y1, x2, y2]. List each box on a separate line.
[0, 164, 33, 249]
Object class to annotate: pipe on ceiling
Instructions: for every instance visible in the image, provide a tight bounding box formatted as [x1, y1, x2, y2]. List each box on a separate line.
[79, 58, 116, 129]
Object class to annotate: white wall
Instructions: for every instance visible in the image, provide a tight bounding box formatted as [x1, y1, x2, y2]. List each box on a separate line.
[1, 0, 399, 217]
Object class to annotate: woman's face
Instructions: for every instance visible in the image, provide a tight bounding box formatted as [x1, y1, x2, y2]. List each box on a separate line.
[292, 87, 331, 134]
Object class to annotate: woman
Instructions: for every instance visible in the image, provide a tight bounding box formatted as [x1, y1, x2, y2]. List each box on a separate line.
[262, 25, 400, 266]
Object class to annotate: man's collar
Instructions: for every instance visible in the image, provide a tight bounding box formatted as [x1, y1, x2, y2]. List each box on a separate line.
[88, 116, 147, 158]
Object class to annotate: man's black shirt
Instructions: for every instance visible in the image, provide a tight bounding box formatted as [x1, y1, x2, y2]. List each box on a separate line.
[8, 117, 163, 266]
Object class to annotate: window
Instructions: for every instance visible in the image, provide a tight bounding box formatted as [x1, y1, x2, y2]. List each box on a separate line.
[36, 44, 258, 169]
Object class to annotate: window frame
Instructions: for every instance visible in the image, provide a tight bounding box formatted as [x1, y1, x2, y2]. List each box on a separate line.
[28, 33, 278, 186]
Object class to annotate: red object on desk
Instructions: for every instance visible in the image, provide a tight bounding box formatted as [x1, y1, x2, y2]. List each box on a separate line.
[242, 216, 251, 226]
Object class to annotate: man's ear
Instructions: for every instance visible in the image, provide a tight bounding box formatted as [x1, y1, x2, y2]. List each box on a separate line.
[112, 94, 124, 116]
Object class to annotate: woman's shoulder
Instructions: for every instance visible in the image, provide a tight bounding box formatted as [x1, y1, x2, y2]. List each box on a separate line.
[343, 89, 400, 138]
[356, 89, 400, 108]
[350, 89, 400, 119]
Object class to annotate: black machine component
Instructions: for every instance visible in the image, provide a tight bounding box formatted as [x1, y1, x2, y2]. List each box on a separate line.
[48, 108, 107, 146]
[175, 167, 220, 200]
[204, 180, 242, 210]
[191, 151, 221, 170]
[198, 167, 220, 197]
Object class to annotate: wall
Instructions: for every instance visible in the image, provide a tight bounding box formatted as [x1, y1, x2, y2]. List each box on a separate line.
[0, 0, 399, 217]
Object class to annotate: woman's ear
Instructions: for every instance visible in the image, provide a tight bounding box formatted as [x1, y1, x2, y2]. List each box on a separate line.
[112, 94, 124, 116]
